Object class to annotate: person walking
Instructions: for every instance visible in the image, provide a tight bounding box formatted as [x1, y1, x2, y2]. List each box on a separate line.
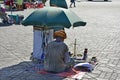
[70, 0, 76, 8]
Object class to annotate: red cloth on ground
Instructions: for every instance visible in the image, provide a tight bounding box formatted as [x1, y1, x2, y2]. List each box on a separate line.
[38, 68, 85, 78]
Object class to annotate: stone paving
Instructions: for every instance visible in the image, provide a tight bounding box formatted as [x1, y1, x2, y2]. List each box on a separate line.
[0, 0, 120, 80]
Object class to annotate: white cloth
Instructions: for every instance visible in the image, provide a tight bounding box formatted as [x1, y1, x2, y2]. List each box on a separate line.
[34, 0, 42, 4]
[33, 29, 53, 59]
[37, 1, 42, 4]
[74, 62, 93, 71]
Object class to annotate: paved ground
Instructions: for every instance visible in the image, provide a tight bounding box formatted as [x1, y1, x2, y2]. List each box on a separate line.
[0, 0, 120, 80]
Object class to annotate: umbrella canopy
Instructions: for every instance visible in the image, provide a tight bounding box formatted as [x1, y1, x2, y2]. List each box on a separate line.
[22, 7, 86, 29]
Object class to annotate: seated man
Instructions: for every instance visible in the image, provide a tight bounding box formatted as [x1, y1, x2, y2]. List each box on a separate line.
[0, 6, 9, 24]
[44, 30, 74, 73]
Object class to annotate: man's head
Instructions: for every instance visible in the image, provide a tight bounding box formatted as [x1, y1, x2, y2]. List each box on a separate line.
[54, 30, 67, 41]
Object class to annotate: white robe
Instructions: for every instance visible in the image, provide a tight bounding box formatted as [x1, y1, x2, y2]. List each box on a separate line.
[33, 29, 54, 60]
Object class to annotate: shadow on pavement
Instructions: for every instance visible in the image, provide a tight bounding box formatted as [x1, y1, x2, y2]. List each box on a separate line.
[0, 22, 12, 27]
[0, 61, 64, 80]
[0, 61, 33, 80]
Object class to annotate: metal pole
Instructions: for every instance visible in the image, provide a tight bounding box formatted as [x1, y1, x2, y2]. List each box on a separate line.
[73, 39, 77, 58]
[10, 3, 12, 15]
[10, 0, 13, 23]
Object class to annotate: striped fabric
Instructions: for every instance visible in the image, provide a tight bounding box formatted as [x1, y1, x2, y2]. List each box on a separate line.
[44, 41, 68, 72]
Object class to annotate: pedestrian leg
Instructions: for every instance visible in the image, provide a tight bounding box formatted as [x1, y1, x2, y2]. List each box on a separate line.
[69, 3, 72, 8]
[74, 2, 76, 7]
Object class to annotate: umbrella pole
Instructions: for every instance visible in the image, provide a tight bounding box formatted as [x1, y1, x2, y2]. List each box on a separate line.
[73, 39, 77, 58]
[41, 27, 45, 60]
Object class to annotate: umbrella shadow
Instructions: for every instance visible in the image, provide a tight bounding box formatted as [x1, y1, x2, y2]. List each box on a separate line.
[0, 61, 65, 80]
[0, 61, 33, 80]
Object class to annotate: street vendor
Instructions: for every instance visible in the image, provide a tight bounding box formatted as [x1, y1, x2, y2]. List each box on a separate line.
[44, 30, 74, 73]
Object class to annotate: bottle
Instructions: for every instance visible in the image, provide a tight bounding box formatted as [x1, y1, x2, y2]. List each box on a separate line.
[82, 48, 88, 61]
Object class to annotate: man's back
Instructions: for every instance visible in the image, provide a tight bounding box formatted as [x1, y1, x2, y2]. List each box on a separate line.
[44, 41, 68, 72]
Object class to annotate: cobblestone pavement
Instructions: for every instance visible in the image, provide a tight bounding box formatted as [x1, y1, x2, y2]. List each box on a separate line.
[0, 0, 120, 80]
